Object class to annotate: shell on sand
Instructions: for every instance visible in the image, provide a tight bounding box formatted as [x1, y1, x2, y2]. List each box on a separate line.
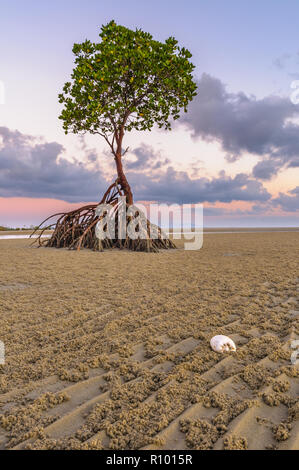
[210, 335, 236, 353]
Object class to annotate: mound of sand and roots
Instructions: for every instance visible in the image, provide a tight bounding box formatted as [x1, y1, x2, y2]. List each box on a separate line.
[31, 181, 176, 253]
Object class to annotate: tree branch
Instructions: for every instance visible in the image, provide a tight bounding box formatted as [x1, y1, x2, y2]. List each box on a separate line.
[122, 146, 129, 157]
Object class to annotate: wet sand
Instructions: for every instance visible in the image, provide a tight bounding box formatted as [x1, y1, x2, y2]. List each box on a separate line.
[0, 232, 298, 450]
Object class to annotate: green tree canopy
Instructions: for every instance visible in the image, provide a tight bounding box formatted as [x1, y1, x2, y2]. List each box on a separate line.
[59, 20, 197, 203]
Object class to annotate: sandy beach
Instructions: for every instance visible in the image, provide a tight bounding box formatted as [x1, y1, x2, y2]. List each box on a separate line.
[0, 232, 298, 450]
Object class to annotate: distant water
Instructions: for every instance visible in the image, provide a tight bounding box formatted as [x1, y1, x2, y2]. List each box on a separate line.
[0, 231, 298, 240]
[0, 234, 51, 240]
[170, 230, 299, 235]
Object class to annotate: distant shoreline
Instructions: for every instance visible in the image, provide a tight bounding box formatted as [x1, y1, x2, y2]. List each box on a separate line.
[0, 227, 298, 240]
[170, 227, 299, 232]
[1, 227, 298, 236]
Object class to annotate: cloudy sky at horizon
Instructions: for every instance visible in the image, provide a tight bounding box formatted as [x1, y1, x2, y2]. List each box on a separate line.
[1, 0, 299, 227]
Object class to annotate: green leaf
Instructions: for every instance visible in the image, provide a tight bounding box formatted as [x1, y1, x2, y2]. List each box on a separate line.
[59, 20, 198, 140]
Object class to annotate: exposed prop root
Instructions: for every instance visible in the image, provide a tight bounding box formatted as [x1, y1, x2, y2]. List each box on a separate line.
[31, 181, 176, 252]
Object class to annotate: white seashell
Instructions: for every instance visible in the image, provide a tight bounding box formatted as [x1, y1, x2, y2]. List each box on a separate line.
[210, 335, 236, 353]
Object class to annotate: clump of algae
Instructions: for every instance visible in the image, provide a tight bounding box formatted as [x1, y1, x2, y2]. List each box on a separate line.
[239, 364, 272, 390]
[223, 434, 248, 450]
[272, 423, 291, 442]
[203, 392, 256, 427]
[0, 392, 69, 447]
[180, 418, 220, 450]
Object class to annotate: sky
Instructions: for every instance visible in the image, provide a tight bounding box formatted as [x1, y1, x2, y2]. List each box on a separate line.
[1, 0, 299, 227]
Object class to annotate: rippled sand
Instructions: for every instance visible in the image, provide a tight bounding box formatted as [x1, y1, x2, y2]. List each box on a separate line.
[0, 232, 298, 450]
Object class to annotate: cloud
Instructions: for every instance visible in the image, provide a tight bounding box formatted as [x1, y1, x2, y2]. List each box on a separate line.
[287, 157, 299, 168]
[0, 127, 271, 206]
[126, 144, 170, 170]
[273, 186, 299, 212]
[0, 127, 108, 202]
[252, 159, 281, 180]
[179, 74, 299, 179]
[127, 166, 271, 204]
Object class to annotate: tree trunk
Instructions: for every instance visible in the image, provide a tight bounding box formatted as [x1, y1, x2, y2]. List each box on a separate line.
[32, 166, 177, 251]
[32, 126, 177, 251]
[115, 151, 133, 206]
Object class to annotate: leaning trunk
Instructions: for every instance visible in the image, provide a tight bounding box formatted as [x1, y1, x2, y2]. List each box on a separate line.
[31, 136, 176, 251]
[114, 151, 133, 205]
